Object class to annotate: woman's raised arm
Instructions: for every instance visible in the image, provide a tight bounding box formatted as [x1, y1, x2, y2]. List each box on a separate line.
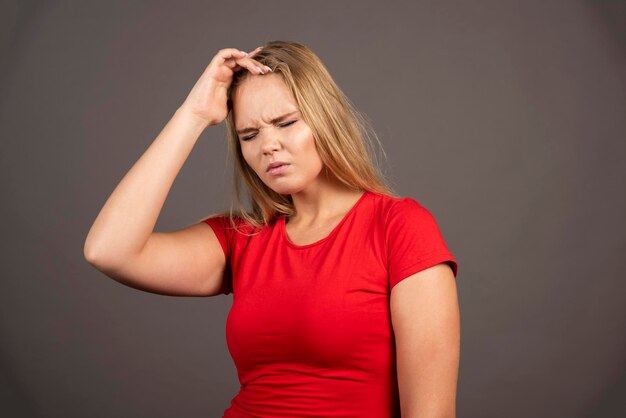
[83, 47, 268, 296]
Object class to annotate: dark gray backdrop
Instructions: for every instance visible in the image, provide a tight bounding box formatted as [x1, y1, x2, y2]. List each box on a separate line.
[1, 1, 625, 417]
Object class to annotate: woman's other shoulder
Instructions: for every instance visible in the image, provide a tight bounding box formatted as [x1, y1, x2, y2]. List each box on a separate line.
[367, 191, 425, 216]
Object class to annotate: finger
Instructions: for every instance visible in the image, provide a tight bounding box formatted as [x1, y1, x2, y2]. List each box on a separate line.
[214, 49, 248, 72]
[229, 56, 270, 75]
[217, 48, 248, 61]
[221, 49, 249, 71]
[225, 57, 257, 74]
[248, 47, 272, 73]
[248, 46, 263, 57]
[218, 47, 270, 75]
[223, 57, 242, 71]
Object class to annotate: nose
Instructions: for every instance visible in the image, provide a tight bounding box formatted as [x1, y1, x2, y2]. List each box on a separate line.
[261, 128, 282, 155]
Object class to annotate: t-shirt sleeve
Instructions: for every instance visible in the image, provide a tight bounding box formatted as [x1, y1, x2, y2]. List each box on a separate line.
[386, 198, 458, 290]
[201, 215, 233, 295]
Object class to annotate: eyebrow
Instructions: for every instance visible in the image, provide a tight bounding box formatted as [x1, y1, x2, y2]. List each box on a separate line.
[236, 111, 300, 136]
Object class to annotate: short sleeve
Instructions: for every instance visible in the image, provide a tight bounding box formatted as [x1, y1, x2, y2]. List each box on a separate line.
[201, 215, 233, 295]
[386, 198, 458, 290]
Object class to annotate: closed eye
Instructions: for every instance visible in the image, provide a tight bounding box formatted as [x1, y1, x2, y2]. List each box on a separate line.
[241, 120, 298, 141]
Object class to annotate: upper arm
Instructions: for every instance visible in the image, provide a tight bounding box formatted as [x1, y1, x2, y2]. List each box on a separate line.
[386, 198, 458, 290]
[390, 262, 460, 418]
[88, 221, 228, 297]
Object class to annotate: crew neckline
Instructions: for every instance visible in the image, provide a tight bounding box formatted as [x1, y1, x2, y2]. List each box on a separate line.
[281, 190, 370, 250]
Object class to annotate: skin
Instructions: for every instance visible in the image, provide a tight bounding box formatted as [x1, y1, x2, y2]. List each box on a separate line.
[391, 263, 460, 417]
[83, 42, 459, 415]
[233, 66, 460, 417]
[232, 73, 365, 241]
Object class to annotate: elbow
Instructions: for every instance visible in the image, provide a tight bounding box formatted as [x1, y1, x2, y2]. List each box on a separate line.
[83, 226, 102, 265]
[83, 232, 106, 265]
[83, 244, 109, 269]
[83, 243, 120, 276]
[83, 238, 115, 267]
[83, 229, 121, 267]
[83, 241, 97, 265]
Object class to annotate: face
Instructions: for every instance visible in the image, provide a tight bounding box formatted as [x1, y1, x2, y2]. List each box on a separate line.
[232, 74, 324, 196]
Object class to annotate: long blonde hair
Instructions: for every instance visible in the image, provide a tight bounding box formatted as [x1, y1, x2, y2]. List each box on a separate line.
[216, 40, 398, 233]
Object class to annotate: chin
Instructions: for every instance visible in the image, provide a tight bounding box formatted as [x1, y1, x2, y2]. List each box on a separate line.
[263, 178, 307, 196]
[267, 185, 301, 196]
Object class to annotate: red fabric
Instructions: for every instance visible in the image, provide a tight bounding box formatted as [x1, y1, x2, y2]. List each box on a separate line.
[202, 190, 458, 417]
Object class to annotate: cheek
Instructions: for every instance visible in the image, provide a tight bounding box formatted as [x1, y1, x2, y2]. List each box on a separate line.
[293, 128, 318, 156]
[302, 135, 322, 166]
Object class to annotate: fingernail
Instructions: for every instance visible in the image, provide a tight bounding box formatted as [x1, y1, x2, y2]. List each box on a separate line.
[255, 66, 264, 74]
[240, 50, 248, 55]
[264, 65, 272, 72]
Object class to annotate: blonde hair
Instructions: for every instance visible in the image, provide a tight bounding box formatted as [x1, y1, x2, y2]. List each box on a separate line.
[216, 40, 398, 233]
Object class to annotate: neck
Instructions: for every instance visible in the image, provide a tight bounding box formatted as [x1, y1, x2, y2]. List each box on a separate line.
[287, 175, 364, 225]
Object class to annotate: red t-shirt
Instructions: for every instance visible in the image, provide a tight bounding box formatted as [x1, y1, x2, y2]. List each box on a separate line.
[202, 190, 458, 417]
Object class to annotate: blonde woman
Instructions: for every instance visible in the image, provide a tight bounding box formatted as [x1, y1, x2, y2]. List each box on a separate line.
[84, 41, 460, 418]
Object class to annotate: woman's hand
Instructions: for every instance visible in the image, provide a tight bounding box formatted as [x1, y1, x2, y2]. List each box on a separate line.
[179, 46, 271, 127]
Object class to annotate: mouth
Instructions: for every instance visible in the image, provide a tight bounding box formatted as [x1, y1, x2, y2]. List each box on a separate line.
[266, 162, 288, 171]
[267, 163, 290, 175]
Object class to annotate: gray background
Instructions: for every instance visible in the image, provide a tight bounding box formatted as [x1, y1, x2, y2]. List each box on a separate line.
[1, 0, 625, 417]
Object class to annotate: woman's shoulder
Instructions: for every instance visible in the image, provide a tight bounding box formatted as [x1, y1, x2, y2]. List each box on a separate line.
[364, 191, 441, 231]
[367, 190, 423, 213]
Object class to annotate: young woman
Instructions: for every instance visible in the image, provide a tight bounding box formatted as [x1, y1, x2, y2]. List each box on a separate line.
[84, 40, 460, 418]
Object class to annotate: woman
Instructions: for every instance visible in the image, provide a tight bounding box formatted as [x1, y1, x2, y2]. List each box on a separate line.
[84, 40, 460, 418]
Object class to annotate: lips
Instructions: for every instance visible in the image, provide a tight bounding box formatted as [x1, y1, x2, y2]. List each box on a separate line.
[266, 161, 289, 172]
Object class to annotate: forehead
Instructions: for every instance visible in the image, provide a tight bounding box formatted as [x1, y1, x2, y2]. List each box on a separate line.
[233, 74, 299, 126]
